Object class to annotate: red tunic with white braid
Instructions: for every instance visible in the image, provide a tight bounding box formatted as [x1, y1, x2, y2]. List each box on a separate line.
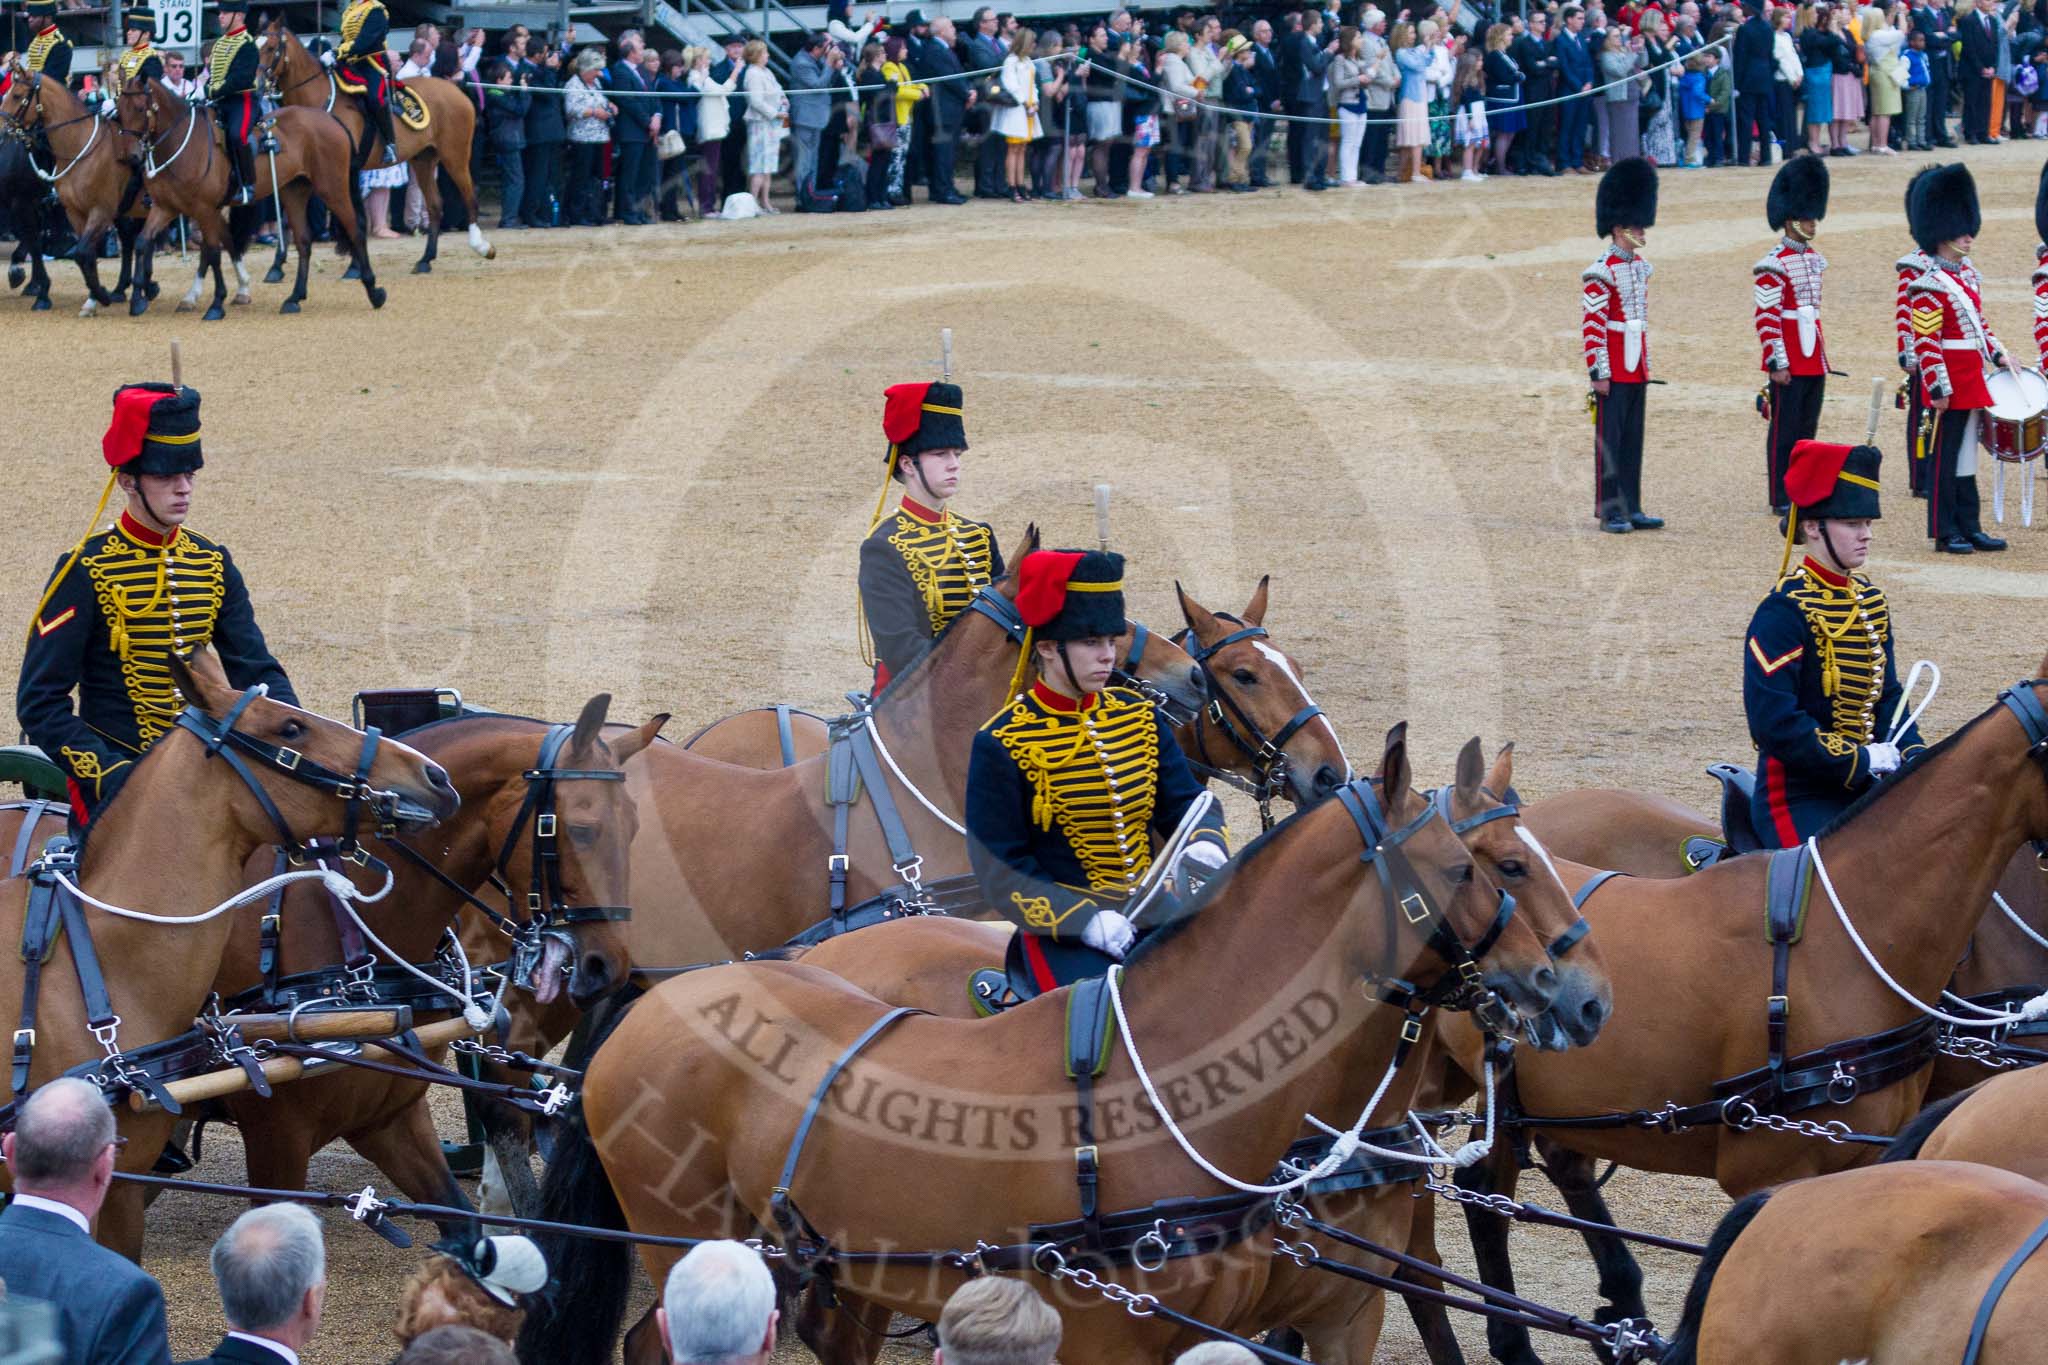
[1909, 258, 2004, 411]
[2033, 243, 2048, 365]
[1895, 250, 1931, 374]
[1754, 241, 1827, 376]
[1582, 247, 1651, 383]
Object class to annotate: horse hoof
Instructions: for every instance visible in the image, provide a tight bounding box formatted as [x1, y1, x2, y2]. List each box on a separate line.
[341, 263, 361, 281]
[107, 286, 127, 303]
[129, 296, 148, 317]
[7, 265, 22, 290]
[412, 261, 432, 275]
[232, 292, 251, 307]
[31, 295, 51, 312]
[483, 245, 497, 261]
[279, 299, 300, 315]
[367, 285, 387, 310]
[78, 303, 97, 318]
[144, 281, 160, 300]
[203, 306, 224, 322]
[263, 268, 284, 284]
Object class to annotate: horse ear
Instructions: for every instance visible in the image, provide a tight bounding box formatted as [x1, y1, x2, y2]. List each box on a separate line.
[609, 713, 670, 764]
[1177, 582, 1221, 643]
[569, 693, 612, 755]
[2036, 648, 2048, 680]
[1379, 722, 1411, 806]
[170, 648, 231, 715]
[1454, 736, 1484, 800]
[1485, 741, 1515, 797]
[1241, 575, 1270, 628]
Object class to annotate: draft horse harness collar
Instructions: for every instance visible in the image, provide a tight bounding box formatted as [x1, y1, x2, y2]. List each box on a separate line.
[1173, 615, 1323, 830]
[8, 688, 411, 1121]
[1502, 681, 2048, 1145]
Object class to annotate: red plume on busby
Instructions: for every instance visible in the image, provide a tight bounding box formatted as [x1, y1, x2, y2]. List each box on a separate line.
[880, 381, 968, 463]
[1014, 550, 1126, 641]
[103, 383, 203, 476]
[1596, 157, 1658, 238]
[1767, 154, 1829, 232]
[1908, 162, 1980, 256]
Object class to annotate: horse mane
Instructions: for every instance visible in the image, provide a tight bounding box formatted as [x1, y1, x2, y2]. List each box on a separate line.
[1123, 798, 1314, 965]
[1660, 1187, 1776, 1365]
[1810, 697, 2010, 843]
[1878, 1084, 1979, 1164]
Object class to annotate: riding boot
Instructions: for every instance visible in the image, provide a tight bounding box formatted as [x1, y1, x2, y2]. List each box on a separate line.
[368, 93, 401, 165]
[231, 138, 257, 206]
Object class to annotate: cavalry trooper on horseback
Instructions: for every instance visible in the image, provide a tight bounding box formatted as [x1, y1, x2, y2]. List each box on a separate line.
[858, 380, 1004, 691]
[326, 0, 402, 163]
[965, 549, 1227, 992]
[105, 6, 162, 111]
[0, 0, 72, 92]
[208, 0, 261, 205]
[1742, 440, 1925, 849]
[15, 383, 297, 833]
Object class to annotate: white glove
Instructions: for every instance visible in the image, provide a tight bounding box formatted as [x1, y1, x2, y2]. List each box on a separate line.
[1865, 741, 1902, 776]
[1177, 841, 1228, 874]
[1081, 910, 1135, 959]
[319, 49, 336, 68]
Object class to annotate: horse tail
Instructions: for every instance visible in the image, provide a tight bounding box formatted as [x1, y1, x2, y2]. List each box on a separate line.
[1880, 1085, 1980, 1163]
[513, 994, 642, 1365]
[1662, 1187, 1774, 1365]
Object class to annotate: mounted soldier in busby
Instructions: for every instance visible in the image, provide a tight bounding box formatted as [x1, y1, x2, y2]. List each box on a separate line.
[2, 0, 72, 90]
[15, 383, 296, 830]
[1583, 156, 1664, 536]
[1755, 154, 1830, 516]
[106, 5, 162, 106]
[964, 548, 1227, 995]
[858, 380, 1004, 691]
[1742, 440, 1925, 849]
[327, 0, 402, 163]
[208, 0, 261, 205]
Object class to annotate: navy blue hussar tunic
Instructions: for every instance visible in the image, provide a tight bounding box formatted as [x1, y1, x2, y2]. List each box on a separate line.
[1743, 554, 1925, 847]
[966, 680, 1227, 989]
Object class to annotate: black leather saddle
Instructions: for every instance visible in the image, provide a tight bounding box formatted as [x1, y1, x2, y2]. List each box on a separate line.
[1686, 763, 1764, 871]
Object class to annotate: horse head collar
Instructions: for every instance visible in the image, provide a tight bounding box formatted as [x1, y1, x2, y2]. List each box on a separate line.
[496, 722, 631, 991]
[1173, 616, 1324, 824]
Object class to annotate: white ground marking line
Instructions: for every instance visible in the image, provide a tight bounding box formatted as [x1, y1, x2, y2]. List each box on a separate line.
[1251, 639, 1351, 779]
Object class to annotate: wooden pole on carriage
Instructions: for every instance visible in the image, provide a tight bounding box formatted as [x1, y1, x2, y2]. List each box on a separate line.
[170, 338, 183, 385]
[1095, 483, 1112, 552]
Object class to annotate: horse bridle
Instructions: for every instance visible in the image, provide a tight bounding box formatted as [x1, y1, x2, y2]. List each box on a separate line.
[1431, 784, 1591, 963]
[1334, 776, 1516, 1028]
[492, 724, 631, 991]
[1173, 615, 1325, 829]
[174, 684, 424, 856]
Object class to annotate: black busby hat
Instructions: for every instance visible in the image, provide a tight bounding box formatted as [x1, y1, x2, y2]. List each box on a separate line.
[123, 6, 155, 35]
[881, 381, 967, 463]
[1909, 162, 1980, 256]
[24, 0, 58, 17]
[104, 383, 203, 478]
[1596, 157, 1658, 238]
[2035, 158, 2048, 247]
[1017, 549, 1126, 642]
[1787, 442, 1882, 524]
[1767, 154, 1829, 232]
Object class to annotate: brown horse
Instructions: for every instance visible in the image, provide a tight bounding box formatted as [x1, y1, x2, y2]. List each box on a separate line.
[685, 577, 1355, 814]
[0, 650, 456, 1259]
[1665, 1161, 2048, 1365]
[259, 23, 492, 276]
[0, 61, 151, 317]
[1884, 1062, 2048, 1182]
[785, 739, 1613, 1365]
[117, 74, 381, 318]
[465, 533, 1229, 1212]
[518, 726, 1564, 1365]
[1432, 666, 2048, 1365]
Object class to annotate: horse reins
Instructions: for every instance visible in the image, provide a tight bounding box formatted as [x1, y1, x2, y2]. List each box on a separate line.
[1174, 614, 1325, 830]
[2, 74, 105, 183]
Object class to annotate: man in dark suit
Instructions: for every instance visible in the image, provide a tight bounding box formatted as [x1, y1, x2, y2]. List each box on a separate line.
[1731, 0, 1777, 165]
[1249, 18, 1281, 185]
[1915, 0, 1959, 144]
[1512, 11, 1560, 173]
[922, 15, 972, 202]
[1284, 9, 1335, 188]
[0, 1079, 171, 1365]
[963, 6, 1008, 197]
[176, 1205, 328, 1365]
[1958, 0, 1998, 142]
[607, 30, 658, 223]
[711, 32, 749, 196]
[1556, 5, 1595, 170]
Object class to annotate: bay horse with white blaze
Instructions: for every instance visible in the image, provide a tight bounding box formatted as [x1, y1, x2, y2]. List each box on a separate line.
[0, 650, 456, 1261]
[0, 60, 149, 316]
[518, 725, 1563, 1365]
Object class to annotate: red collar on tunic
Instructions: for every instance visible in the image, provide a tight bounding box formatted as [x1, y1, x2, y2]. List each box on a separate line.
[117, 511, 181, 549]
[1801, 555, 1850, 589]
[1030, 682, 1098, 713]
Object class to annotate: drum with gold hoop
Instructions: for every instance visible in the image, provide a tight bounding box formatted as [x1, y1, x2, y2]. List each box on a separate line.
[1980, 366, 2048, 526]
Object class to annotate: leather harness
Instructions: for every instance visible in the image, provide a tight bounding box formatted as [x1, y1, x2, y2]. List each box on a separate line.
[1174, 615, 1325, 831]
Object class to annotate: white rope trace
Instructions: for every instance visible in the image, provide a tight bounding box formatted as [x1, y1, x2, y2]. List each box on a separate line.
[863, 714, 966, 836]
[55, 863, 387, 927]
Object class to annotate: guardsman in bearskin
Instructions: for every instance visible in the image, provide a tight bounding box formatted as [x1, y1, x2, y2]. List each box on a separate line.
[327, 0, 401, 163]
[0, 0, 72, 94]
[858, 381, 1003, 691]
[106, 6, 162, 108]
[208, 0, 260, 206]
[1907, 162, 2010, 555]
[964, 549, 1228, 990]
[15, 384, 296, 830]
[1896, 167, 1939, 500]
[1583, 157, 1665, 535]
[1743, 441, 1925, 849]
[1755, 155, 1830, 516]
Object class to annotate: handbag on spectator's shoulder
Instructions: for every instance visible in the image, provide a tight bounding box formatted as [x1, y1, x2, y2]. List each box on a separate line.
[982, 72, 1021, 106]
[656, 129, 687, 159]
[867, 118, 900, 149]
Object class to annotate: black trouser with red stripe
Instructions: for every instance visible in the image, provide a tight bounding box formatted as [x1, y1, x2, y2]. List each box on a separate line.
[1765, 372, 1824, 510]
[1927, 404, 1986, 542]
[222, 91, 258, 196]
[1593, 380, 1646, 523]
